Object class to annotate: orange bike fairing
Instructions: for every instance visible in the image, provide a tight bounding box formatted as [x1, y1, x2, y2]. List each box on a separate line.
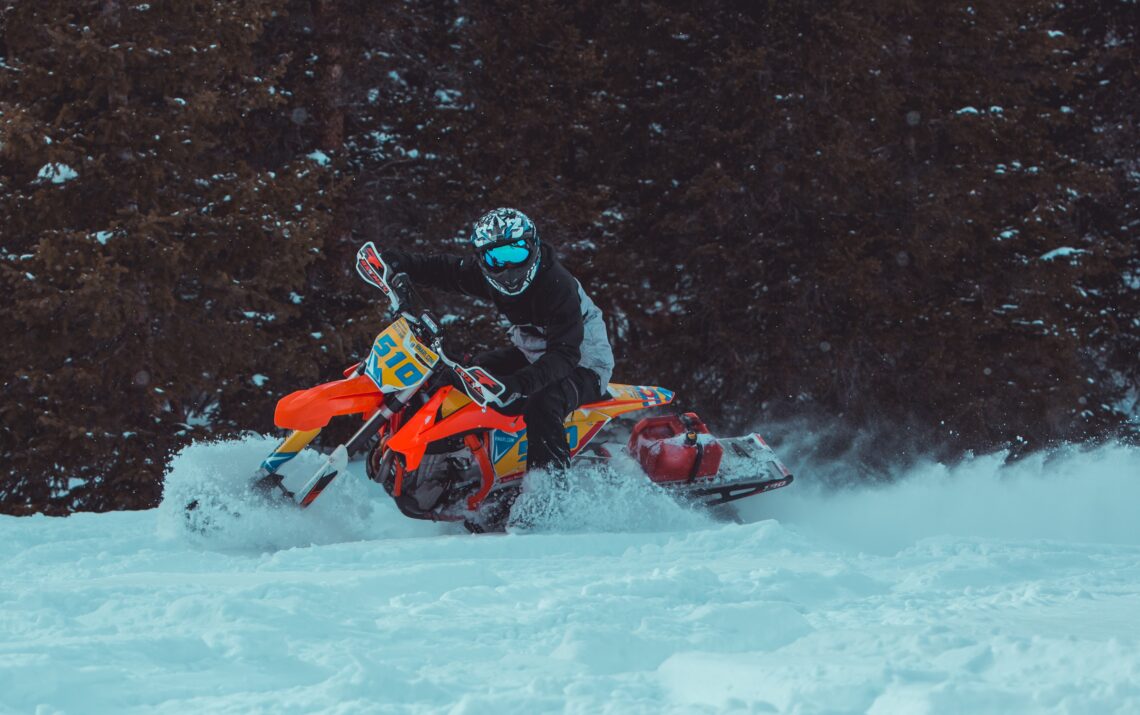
[384, 383, 675, 478]
[386, 386, 525, 472]
[273, 373, 384, 431]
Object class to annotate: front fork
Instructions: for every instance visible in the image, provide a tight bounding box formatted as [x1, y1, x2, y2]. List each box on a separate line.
[255, 428, 323, 483]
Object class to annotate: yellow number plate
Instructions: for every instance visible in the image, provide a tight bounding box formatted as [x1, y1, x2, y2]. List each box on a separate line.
[364, 319, 439, 391]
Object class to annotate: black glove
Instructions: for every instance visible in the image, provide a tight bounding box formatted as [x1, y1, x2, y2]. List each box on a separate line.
[493, 372, 526, 406]
[380, 249, 409, 274]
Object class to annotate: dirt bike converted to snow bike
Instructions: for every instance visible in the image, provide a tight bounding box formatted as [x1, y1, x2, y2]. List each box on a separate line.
[201, 243, 793, 532]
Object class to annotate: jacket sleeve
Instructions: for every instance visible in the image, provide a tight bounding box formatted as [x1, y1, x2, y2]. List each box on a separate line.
[511, 275, 584, 395]
[392, 251, 491, 299]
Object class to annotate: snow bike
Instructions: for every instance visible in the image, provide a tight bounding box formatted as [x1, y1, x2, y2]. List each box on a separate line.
[204, 242, 793, 532]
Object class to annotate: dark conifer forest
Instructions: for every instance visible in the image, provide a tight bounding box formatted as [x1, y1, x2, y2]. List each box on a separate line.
[1, 1, 1137, 514]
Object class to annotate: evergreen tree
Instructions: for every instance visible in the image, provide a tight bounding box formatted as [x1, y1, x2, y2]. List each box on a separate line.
[1, 0, 1134, 513]
[1, 0, 335, 513]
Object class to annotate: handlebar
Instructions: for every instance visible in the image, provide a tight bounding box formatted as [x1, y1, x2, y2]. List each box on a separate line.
[354, 241, 508, 408]
[388, 273, 442, 342]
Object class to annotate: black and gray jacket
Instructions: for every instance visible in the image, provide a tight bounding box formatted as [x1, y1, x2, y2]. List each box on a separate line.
[392, 242, 615, 394]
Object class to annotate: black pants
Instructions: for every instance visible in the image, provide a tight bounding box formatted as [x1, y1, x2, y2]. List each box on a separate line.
[474, 347, 603, 472]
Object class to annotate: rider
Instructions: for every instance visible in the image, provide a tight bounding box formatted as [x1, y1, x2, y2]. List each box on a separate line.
[380, 208, 615, 474]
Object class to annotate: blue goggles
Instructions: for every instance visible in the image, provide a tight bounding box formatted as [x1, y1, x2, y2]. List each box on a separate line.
[479, 239, 531, 269]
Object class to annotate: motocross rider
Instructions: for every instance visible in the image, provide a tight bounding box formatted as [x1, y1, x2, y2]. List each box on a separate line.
[380, 208, 615, 475]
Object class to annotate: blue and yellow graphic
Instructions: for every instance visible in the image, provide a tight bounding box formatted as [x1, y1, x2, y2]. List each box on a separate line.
[364, 318, 439, 392]
[259, 428, 321, 474]
[485, 383, 672, 478]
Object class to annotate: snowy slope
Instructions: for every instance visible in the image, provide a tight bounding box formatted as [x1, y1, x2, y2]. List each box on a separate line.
[2, 439, 1139, 715]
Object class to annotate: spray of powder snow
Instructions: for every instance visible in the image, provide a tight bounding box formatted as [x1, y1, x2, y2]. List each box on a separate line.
[157, 429, 1139, 549]
[507, 449, 714, 534]
[157, 437, 704, 548]
[744, 442, 1140, 554]
[156, 436, 453, 551]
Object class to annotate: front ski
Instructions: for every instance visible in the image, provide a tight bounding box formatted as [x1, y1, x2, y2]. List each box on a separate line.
[249, 443, 348, 509]
[292, 445, 348, 507]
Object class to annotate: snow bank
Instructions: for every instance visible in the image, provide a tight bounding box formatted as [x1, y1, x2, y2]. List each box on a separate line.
[2, 440, 1138, 714]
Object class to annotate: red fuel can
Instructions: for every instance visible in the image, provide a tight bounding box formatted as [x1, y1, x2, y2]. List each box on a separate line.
[628, 413, 723, 483]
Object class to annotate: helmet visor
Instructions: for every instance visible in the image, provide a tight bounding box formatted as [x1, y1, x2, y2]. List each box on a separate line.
[479, 240, 531, 270]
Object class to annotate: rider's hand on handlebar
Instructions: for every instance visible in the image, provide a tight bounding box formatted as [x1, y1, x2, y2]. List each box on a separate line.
[380, 248, 408, 274]
[491, 371, 525, 407]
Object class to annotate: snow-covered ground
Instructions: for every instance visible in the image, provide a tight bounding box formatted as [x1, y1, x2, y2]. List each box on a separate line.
[2, 439, 1139, 714]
